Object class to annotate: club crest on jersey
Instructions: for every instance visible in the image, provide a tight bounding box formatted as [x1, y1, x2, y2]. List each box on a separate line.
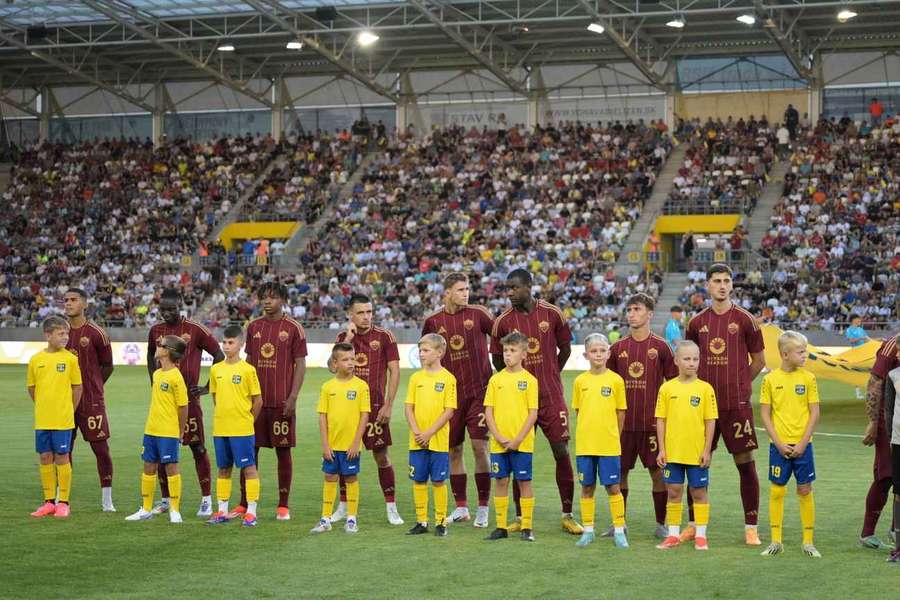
[56, 363, 66, 372]
[369, 340, 381, 351]
[464, 319, 474, 331]
[517, 381, 528, 391]
[260, 343, 275, 359]
[728, 322, 739, 335]
[690, 396, 701, 407]
[795, 385, 806, 395]
[628, 361, 645, 378]
[435, 382, 445, 392]
[160, 382, 170, 392]
[450, 334, 465, 351]
[80, 336, 90, 348]
[232, 375, 242, 384]
[709, 337, 726, 355]
[699, 325, 709, 333]
[647, 348, 658, 360]
[355, 352, 369, 367]
[538, 320, 550, 333]
[347, 391, 357, 400]
[527, 337, 541, 354]
[279, 330, 290, 342]
[180, 333, 191, 343]
[601, 386, 612, 397]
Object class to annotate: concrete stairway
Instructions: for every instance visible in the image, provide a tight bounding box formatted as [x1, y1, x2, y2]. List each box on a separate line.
[650, 272, 690, 335]
[746, 160, 789, 250]
[615, 144, 687, 277]
[206, 156, 284, 243]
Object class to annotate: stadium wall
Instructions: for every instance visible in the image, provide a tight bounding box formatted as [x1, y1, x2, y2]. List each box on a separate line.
[674, 89, 811, 121]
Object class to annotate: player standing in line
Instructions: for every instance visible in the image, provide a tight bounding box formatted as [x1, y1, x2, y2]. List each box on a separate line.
[311, 343, 370, 534]
[421, 273, 493, 527]
[572, 333, 628, 549]
[606, 293, 677, 538]
[28, 316, 82, 518]
[405, 334, 457, 537]
[883, 351, 900, 563]
[205, 325, 263, 527]
[233, 282, 307, 521]
[490, 269, 582, 535]
[147, 289, 224, 517]
[126, 335, 188, 524]
[759, 331, 821, 558]
[332, 294, 404, 525]
[655, 340, 717, 551]
[860, 332, 899, 550]
[63, 289, 116, 512]
[686, 264, 766, 545]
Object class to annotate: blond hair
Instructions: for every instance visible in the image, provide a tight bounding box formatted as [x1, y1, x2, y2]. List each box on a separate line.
[778, 330, 808, 354]
[583, 333, 610, 350]
[419, 333, 447, 352]
[674, 339, 700, 356]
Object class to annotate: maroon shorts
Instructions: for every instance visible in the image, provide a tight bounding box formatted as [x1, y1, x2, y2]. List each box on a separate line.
[254, 406, 296, 448]
[363, 404, 392, 450]
[449, 395, 489, 448]
[180, 402, 206, 446]
[712, 406, 758, 454]
[74, 401, 111, 443]
[537, 399, 570, 445]
[621, 430, 660, 470]
[874, 422, 892, 481]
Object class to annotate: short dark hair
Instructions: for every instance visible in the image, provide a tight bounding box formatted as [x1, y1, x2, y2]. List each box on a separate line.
[42, 316, 69, 333]
[670, 305, 683, 313]
[507, 268, 532, 286]
[257, 281, 288, 300]
[626, 293, 655, 311]
[162, 334, 187, 361]
[348, 293, 372, 309]
[500, 331, 529, 348]
[223, 325, 244, 339]
[332, 342, 355, 356]
[707, 263, 733, 279]
[161, 288, 182, 301]
[66, 288, 87, 299]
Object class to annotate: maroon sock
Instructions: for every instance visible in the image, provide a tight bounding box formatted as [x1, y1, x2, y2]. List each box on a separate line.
[158, 463, 170, 498]
[687, 492, 695, 522]
[90, 440, 113, 487]
[339, 474, 347, 502]
[653, 490, 668, 525]
[621, 487, 629, 511]
[450, 473, 468, 507]
[275, 447, 292, 508]
[737, 461, 760, 526]
[512, 479, 522, 517]
[475, 472, 491, 507]
[555, 453, 575, 514]
[378, 466, 396, 503]
[192, 445, 212, 497]
[862, 478, 892, 537]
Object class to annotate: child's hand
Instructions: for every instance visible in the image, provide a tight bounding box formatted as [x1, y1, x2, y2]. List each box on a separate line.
[497, 436, 511, 450]
[778, 443, 793, 458]
[347, 444, 360, 461]
[506, 437, 521, 451]
[789, 441, 807, 458]
[656, 451, 667, 468]
[414, 432, 430, 448]
[323, 447, 334, 462]
[699, 450, 711, 468]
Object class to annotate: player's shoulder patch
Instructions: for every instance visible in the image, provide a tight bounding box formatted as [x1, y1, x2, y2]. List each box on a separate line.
[284, 317, 307, 338]
[880, 335, 898, 356]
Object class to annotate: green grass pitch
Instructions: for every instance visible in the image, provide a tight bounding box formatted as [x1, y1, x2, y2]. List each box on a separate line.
[1, 364, 896, 599]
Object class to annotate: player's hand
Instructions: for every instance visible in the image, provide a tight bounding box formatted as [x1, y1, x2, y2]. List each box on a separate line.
[790, 442, 808, 458]
[283, 398, 297, 418]
[189, 384, 209, 397]
[376, 404, 392, 424]
[777, 443, 793, 458]
[323, 447, 334, 462]
[347, 444, 360, 460]
[862, 421, 877, 446]
[699, 450, 711, 468]
[346, 321, 357, 341]
[507, 437, 521, 451]
[656, 451, 667, 468]
[414, 432, 430, 448]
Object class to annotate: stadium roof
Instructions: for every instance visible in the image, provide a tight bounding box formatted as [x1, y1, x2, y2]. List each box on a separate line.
[1, 0, 900, 102]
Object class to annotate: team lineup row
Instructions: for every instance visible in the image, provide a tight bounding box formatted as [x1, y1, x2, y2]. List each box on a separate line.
[24, 266, 900, 557]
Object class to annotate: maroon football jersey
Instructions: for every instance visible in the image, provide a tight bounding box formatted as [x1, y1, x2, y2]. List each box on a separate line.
[608, 333, 678, 431]
[148, 318, 221, 402]
[872, 334, 899, 379]
[245, 315, 308, 408]
[422, 305, 493, 401]
[66, 320, 113, 408]
[490, 300, 571, 404]
[336, 326, 400, 407]
[686, 304, 765, 410]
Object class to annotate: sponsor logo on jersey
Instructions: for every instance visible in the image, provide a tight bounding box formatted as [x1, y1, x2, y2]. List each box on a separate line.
[56, 363, 67, 372]
[253, 331, 262, 339]
[232, 375, 242, 384]
[601, 386, 612, 397]
[355, 352, 368, 367]
[527, 337, 541, 354]
[80, 336, 90, 348]
[347, 390, 357, 400]
[795, 384, 806, 395]
[435, 382, 445, 392]
[618, 351, 628, 359]
[628, 361, 645, 378]
[517, 381, 528, 391]
[728, 322, 739, 335]
[690, 396, 701, 407]
[709, 337, 727, 355]
[647, 348, 658, 360]
[464, 319, 474, 331]
[449, 334, 465, 351]
[699, 325, 709, 333]
[279, 330, 290, 342]
[261, 342, 275, 359]
[369, 339, 381, 351]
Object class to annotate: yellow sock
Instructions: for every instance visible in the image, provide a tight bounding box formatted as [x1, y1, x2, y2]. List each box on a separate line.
[434, 483, 448, 526]
[322, 480, 338, 519]
[56, 463, 72, 503]
[609, 493, 626, 528]
[494, 495, 509, 529]
[217, 477, 232, 503]
[580, 496, 596, 530]
[413, 482, 429, 524]
[39, 464, 57, 502]
[694, 502, 710, 538]
[769, 484, 786, 543]
[168, 473, 182, 513]
[798, 491, 815, 545]
[245, 477, 260, 514]
[666, 502, 682, 529]
[346, 481, 360, 518]
[141, 473, 157, 512]
[520, 496, 535, 530]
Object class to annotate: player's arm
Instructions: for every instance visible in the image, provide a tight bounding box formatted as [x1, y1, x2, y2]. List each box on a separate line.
[100, 364, 114, 383]
[864, 373, 885, 445]
[404, 402, 422, 440]
[348, 411, 368, 460]
[617, 409, 626, 435]
[318, 413, 333, 461]
[250, 394, 263, 419]
[193, 347, 225, 397]
[72, 384, 83, 412]
[554, 312, 572, 372]
[28, 386, 35, 402]
[422, 407, 455, 442]
[759, 403, 786, 456]
[748, 350, 766, 381]
[655, 417, 667, 467]
[484, 406, 507, 447]
[376, 359, 399, 424]
[283, 356, 306, 418]
[146, 329, 157, 382]
[96, 332, 114, 383]
[700, 418, 715, 468]
[177, 404, 188, 438]
[491, 353, 505, 372]
[792, 402, 819, 458]
[885, 378, 896, 436]
[556, 342, 571, 372]
[509, 408, 537, 451]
